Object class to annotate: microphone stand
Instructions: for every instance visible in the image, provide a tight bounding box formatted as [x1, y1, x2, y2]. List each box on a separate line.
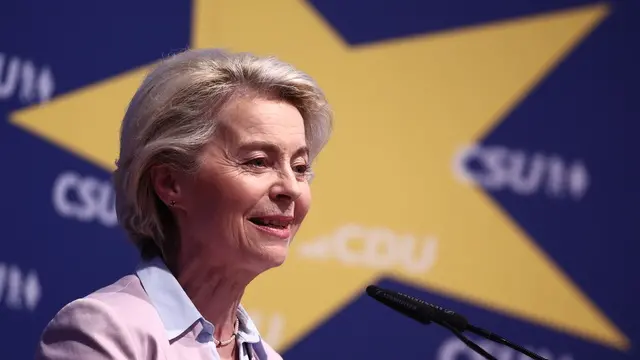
[365, 285, 548, 360]
[466, 324, 548, 360]
[440, 321, 497, 360]
[439, 320, 548, 360]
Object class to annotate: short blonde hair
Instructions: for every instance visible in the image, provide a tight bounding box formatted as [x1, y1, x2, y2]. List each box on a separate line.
[113, 48, 332, 256]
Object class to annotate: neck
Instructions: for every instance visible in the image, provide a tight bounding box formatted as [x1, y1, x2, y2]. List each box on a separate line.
[166, 239, 256, 342]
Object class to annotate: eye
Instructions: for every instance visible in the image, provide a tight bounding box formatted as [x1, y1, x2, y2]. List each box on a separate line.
[292, 164, 308, 173]
[293, 164, 312, 180]
[245, 158, 269, 168]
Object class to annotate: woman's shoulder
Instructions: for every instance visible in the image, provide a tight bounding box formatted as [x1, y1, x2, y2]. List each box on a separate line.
[62, 274, 162, 329]
[85, 274, 156, 312]
[36, 275, 167, 360]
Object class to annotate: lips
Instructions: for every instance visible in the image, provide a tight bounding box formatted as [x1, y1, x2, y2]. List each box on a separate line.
[248, 215, 294, 239]
[248, 217, 291, 228]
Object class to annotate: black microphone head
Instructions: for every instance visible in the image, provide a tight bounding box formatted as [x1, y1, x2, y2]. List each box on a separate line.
[366, 285, 382, 297]
[366, 285, 432, 325]
[393, 291, 468, 331]
[366, 285, 468, 331]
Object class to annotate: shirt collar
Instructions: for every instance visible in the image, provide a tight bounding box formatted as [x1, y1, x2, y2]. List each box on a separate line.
[135, 256, 261, 343]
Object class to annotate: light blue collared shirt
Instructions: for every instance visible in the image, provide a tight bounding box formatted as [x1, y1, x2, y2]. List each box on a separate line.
[136, 256, 263, 360]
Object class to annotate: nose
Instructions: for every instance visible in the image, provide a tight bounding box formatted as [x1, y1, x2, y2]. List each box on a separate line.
[270, 168, 302, 203]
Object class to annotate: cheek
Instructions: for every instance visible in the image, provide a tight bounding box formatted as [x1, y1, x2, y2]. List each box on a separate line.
[182, 172, 238, 218]
[187, 171, 266, 217]
[295, 188, 312, 221]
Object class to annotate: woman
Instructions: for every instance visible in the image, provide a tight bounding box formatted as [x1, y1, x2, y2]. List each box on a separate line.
[35, 48, 333, 360]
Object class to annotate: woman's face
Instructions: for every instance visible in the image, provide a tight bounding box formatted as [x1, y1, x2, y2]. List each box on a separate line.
[169, 96, 312, 273]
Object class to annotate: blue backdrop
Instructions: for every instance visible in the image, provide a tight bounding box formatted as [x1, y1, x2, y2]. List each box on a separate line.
[1, 1, 638, 359]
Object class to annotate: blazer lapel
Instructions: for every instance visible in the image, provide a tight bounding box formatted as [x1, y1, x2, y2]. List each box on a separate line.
[248, 341, 268, 360]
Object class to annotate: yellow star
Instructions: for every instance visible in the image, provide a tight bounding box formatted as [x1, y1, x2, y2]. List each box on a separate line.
[10, 0, 628, 352]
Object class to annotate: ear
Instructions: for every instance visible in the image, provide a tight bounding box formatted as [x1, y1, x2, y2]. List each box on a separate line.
[150, 164, 183, 207]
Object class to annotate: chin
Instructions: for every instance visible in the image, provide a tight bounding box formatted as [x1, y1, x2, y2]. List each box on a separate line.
[266, 244, 290, 266]
[244, 223, 296, 270]
[254, 243, 290, 270]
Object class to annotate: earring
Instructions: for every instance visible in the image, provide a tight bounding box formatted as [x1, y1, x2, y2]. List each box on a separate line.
[169, 200, 176, 207]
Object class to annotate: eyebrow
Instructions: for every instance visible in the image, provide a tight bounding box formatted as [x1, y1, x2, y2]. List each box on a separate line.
[236, 140, 309, 158]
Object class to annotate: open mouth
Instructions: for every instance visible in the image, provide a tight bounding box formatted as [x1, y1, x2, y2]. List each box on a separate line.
[248, 217, 291, 229]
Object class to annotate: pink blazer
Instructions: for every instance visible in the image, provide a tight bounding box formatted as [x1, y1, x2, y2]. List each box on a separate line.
[35, 272, 282, 360]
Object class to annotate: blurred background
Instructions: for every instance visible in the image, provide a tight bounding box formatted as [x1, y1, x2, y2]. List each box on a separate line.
[1, 0, 638, 359]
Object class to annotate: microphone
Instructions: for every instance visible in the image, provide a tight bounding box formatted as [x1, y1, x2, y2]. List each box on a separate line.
[366, 285, 548, 360]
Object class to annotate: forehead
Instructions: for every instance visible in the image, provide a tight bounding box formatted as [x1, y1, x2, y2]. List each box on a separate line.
[217, 96, 306, 144]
